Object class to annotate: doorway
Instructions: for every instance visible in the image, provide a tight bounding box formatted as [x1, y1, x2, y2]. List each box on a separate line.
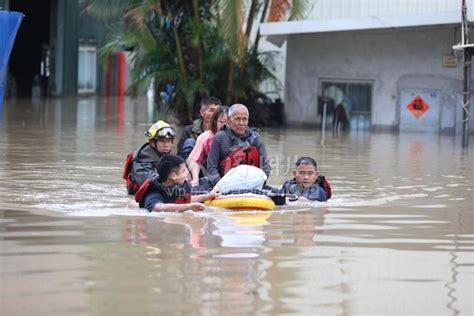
[8, 0, 52, 97]
[321, 80, 373, 130]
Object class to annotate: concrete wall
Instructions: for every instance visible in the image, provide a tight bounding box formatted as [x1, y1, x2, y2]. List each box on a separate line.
[284, 26, 468, 130]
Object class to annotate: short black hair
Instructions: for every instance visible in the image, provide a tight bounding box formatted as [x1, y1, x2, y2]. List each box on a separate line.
[295, 156, 317, 168]
[157, 154, 186, 181]
[201, 96, 222, 109]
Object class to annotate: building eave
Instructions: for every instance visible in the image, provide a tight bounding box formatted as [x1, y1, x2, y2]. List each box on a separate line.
[261, 11, 467, 46]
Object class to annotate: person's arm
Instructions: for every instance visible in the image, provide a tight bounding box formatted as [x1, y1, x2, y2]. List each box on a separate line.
[177, 126, 191, 157]
[191, 189, 219, 203]
[255, 133, 271, 177]
[186, 134, 206, 186]
[152, 202, 206, 212]
[280, 180, 290, 193]
[186, 158, 201, 187]
[142, 186, 211, 212]
[206, 134, 222, 185]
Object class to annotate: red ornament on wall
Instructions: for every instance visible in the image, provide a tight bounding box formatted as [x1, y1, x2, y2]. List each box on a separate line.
[407, 96, 430, 119]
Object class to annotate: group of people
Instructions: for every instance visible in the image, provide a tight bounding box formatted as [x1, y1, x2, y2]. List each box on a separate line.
[123, 97, 331, 212]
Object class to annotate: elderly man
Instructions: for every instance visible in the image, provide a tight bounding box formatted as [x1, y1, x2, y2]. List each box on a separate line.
[177, 96, 221, 158]
[123, 120, 176, 194]
[206, 103, 271, 186]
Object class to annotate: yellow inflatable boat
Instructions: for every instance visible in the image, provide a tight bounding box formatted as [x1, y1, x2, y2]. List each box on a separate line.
[205, 193, 276, 211]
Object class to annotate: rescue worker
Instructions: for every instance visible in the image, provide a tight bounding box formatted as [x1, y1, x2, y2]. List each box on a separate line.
[177, 97, 221, 159]
[281, 157, 332, 201]
[135, 155, 218, 212]
[206, 103, 271, 186]
[123, 120, 176, 194]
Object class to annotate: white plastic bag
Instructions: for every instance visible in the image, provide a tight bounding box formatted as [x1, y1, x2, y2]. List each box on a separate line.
[215, 165, 267, 193]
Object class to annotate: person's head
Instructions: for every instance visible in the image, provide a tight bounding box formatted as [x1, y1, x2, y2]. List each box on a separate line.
[157, 154, 188, 185]
[210, 106, 229, 134]
[145, 120, 176, 154]
[228, 103, 249, 136]
[293, 157, 319, 188]
[200, 97, 222, 125]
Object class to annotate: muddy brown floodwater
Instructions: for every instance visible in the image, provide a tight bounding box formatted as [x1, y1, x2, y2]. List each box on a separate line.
[0, 97, 473, 315]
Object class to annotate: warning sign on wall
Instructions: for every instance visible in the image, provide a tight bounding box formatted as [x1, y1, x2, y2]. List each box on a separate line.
[406, 96, 430, 119]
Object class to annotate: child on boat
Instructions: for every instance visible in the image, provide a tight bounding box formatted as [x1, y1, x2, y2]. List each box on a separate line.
[281, 157, 332, 201]
[135, 155, 219, 212]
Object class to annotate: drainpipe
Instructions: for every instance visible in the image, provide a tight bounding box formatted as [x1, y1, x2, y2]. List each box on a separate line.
[462, 46, 471, 148]
[461, 0, 471, 148]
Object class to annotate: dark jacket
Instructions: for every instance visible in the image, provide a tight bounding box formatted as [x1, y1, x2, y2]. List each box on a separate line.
[131, 143, 168, 187]
[177, 118, 204, 157]
[206, 125, 271, 184]
[281, 178, 327, 201]
[138, 178, 192, 212]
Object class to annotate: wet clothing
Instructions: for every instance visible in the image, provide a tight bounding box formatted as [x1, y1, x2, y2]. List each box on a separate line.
[281, 178, 328, 202]
[131, 143, 169, 188]
[137, 178, 192, 212]
[177, 118, 204, 158]
[206, 125, 271, 185]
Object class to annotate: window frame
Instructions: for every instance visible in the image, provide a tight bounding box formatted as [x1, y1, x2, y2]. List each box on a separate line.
[77, 45, 97, 94]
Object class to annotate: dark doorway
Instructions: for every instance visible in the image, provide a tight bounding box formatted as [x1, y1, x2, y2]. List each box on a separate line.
[8, 0, 51, 97]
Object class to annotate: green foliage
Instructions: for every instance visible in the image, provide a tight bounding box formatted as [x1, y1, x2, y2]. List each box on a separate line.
[85, 0, 307, 123]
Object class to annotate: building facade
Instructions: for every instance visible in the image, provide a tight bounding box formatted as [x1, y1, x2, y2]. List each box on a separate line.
[1, 0, 126, 97]
[261, 0, 474, 133]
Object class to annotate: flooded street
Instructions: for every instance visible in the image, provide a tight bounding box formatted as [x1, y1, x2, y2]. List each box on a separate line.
[0, 97, 473, 315]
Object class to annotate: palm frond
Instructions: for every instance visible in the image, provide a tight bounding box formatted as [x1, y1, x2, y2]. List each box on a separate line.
[288, 0, 312, 21]
[83, 0, 131, 21]
[218, 0, 245, 58]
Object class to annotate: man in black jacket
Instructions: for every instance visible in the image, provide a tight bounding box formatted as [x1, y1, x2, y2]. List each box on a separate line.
[206, 103, 271, 186]
[177, 97, 221, 158]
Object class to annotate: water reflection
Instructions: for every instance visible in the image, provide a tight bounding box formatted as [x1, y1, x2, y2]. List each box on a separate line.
[0, 97, 473, 315]
[164, 215, 209, 249]
[212, 212, 270, 250]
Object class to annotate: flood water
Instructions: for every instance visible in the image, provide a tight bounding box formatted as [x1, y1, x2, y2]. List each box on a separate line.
[0, 97, 473, 315]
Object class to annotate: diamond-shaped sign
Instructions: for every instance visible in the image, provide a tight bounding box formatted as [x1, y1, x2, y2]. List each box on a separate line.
[407, 96, 430, 119]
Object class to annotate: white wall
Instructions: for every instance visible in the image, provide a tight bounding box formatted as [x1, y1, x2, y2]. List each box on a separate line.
[284, 26, 464, 129]
[308, 0, 464, 20]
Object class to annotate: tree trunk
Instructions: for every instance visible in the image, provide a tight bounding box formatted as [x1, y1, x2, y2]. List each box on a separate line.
[225, 61, 235, 105]
[192, 0, 204, 85]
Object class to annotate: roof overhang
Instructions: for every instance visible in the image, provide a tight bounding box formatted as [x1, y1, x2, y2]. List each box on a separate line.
[261, 12, 467, 47]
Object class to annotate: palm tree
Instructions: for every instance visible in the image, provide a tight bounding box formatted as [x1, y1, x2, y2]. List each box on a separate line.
[84, 0, 310, 123]
[217, 0, 311, 104]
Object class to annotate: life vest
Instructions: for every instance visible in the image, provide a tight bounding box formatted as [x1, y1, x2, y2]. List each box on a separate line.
[283, 176, 332, 201]
[220, 146, 260, 176]
[123, 150, 140, 195]
[218, 127, 261, 176]
[123, 143, 167, 195]
[135, 176, 192, 208]
[324, 178, 332, 200]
